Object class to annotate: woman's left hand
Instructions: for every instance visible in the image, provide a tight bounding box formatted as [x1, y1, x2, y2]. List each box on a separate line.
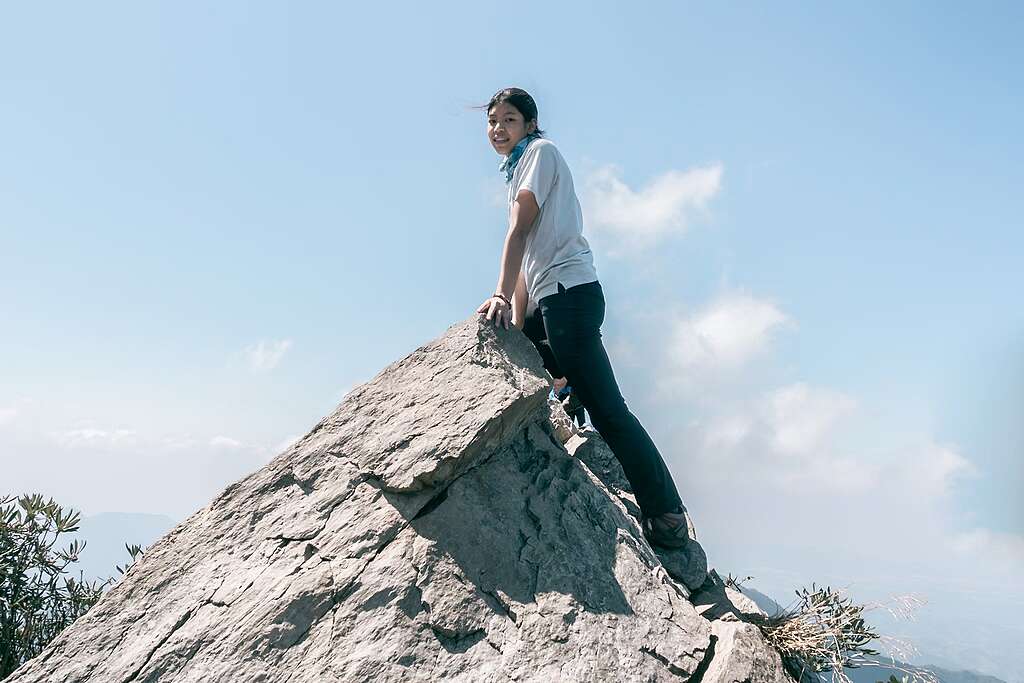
[477, 296, 512, 329]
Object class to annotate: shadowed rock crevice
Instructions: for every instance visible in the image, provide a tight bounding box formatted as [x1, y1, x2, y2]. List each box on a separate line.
[8, 315, 792, 683]
[410, 485, 449, 520]
[641, 643, 692, 678]
[684, 634, 718, 682]
[430, 625, 487, 653]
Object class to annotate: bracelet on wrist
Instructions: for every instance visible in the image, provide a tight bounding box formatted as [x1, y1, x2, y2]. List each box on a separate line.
[492, 293, 511, 306]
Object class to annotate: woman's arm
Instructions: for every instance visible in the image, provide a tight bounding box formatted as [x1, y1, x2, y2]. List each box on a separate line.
[478, 188, 540, 328]
[511, 268, 528, 330]
[496, 189, 540, 297]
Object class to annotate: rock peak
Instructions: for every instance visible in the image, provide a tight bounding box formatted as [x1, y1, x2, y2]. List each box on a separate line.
[10, 315, 790, 682]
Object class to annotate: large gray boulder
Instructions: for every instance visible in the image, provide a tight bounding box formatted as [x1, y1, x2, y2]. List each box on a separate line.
[9, 315, 792, 682]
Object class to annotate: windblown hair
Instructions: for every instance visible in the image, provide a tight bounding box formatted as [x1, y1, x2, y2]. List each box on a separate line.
[475, 87, 546, 137]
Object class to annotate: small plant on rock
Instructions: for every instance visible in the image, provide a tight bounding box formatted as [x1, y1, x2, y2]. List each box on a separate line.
[758, 584, 936, 683]
[723, 572, 753, 591]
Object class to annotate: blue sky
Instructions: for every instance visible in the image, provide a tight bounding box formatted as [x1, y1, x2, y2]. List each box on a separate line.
[2, 2, 1022, 679]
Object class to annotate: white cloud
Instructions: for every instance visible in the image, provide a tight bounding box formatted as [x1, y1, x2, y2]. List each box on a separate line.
[764, 383, 858, 456]
[699, 412, 753, 451]
[688, 381, 978, 501]
[668, 290, 791, 373]
[950, 528, 1024, 578]
[244, 339, 293, 372]
[161, 435, 199, 450]
[691, 383, 863, 483]
[69, 428, 109, 442]
[57, 428, 139, 449]
[583, 162, 722, 250]
[209, 435, 244, 449]
[899, 441, 976, 498]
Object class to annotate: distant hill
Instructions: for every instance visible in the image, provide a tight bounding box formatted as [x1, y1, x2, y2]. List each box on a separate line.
[841, 662, 1007, 683]
[739, 584, 786, 616]
[732, 585, 1009, 683]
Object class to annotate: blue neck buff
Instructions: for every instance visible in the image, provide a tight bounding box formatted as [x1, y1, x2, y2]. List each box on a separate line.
[499, 133, 541, 183]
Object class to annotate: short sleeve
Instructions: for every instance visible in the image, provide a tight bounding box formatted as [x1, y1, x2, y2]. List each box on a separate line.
[516, 143, 558, 209]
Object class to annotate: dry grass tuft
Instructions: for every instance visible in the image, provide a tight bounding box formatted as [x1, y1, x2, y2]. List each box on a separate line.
[756, 585, 937, 683]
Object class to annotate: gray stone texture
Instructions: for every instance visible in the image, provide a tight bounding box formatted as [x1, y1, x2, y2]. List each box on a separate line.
[567, 430, 708, 593]
[691, 569, 770, 624]
[690, 570, 791, 682]
[9, 315, 792, 683]
[547, 396, 579, 445]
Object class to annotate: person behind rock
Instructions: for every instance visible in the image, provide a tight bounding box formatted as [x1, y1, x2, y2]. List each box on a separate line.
[474, 87, 690, 549]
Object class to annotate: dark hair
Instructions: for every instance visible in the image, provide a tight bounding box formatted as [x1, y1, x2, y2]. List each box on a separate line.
[475, 87, 546, 137]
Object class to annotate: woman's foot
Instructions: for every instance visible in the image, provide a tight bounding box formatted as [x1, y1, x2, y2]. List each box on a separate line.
[642, 506, 691, 549]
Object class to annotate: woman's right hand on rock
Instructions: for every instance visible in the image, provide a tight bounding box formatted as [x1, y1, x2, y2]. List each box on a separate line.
[477, 296, 512, 330]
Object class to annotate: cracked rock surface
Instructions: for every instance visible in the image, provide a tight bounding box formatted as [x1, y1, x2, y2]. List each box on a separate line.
[691, 570, 791, 682]
[567, 430, 709, 593]
[9, 315, 792, 683]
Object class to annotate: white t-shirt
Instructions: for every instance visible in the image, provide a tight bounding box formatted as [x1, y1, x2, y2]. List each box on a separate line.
[507, 138, 599, 303]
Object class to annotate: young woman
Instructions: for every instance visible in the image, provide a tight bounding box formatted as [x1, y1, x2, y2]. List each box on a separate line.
[475, 87, 692, 549]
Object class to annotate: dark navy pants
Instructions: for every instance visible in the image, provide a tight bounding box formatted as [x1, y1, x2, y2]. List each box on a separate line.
[522, 280, 683, 518]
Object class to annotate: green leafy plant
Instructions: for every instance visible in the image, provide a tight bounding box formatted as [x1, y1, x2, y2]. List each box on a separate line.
[115, 543, 145, 577]
[1, 493, 142, 679]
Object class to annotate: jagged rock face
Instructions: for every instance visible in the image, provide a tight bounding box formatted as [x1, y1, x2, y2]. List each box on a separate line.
[9, 316, 792, 683]
[692, 570, 770, 624]
[691, 570, 792, 682]
[567, 431, 708, 593]
[547, 395, 580, 445]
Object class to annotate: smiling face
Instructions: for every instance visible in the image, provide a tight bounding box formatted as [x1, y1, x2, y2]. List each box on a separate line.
[488, 101, 537, 156]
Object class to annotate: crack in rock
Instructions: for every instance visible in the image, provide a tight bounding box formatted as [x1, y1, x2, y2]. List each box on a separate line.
[121, 607, 195, 683]
[686, 634, 719, 683]
[639, 645, 690, 678]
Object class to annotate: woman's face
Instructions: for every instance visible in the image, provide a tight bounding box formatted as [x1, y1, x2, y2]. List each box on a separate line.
[488, 102, 536, 156]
